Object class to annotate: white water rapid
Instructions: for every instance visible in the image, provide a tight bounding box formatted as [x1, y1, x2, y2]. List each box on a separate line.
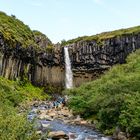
[64, 47, 73, 89]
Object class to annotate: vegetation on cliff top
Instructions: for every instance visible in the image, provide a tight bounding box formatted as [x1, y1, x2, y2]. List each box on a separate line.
[0, 11, 36, 48]
[0, 11, 52, 49]
[0, 77, 48, 140]
[33, 30, 54, 51]
[33, 30, 52, 45]
[62, 25, 140, 46]
[65, 49, 140, 139]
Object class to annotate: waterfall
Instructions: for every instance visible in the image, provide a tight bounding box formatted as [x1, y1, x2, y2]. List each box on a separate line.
[64, 47, 73, 89]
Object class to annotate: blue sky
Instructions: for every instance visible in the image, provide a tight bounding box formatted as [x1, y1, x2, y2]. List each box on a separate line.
[0, 0, 140, 43]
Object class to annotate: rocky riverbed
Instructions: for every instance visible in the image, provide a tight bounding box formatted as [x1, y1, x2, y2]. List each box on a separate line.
[27, 97, 112, 140]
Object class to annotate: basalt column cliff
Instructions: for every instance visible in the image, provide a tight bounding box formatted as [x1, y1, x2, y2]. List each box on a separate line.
[0, 31, 65, 87]
[0, 12, 140, 88]
[66, 32, 140, 86]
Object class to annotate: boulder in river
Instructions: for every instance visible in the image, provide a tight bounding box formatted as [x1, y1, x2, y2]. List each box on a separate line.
[48, 131, 69, 139]
[68, 132, 77, 139]
[41, 123, 50, 128]
[117, 132, 127, 140]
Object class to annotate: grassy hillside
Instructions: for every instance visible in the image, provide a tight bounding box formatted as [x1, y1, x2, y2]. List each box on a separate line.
[65, 49, 140, 139]
[0, 77, 48, 140]
[0, 11, 52, 49]
[62, 25, 140, 46]
[33, 30, 52, 45]
[0, 11, 36, 48]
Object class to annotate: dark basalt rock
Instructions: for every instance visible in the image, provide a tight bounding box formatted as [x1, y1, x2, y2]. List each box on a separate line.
[68, 34, 139, 71]
[0, 32, 140, 87]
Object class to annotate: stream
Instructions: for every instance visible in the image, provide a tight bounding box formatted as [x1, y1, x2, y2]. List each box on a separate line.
[28, 97, 112, 140]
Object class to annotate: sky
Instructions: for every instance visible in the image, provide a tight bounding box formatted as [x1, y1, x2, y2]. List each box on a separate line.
[0, 0, 140, 43]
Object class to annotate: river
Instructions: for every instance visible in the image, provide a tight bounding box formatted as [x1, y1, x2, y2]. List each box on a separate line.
[28, 97, 112, 140]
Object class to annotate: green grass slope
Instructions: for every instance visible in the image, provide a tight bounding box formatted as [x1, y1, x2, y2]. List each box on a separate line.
[0, 11, 36, 48]
[0, 11, 52, 49]
[62, 25, 140, 46]
[65, 49, 140, 139]
[0, 77, 48, 140]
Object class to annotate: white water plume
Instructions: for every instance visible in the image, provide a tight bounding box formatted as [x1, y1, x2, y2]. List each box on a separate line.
[64, 47, 73, 89]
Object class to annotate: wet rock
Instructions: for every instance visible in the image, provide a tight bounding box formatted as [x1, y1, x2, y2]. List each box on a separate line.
[48, 112, 57, 118]
[117, 132, 127, 140]
[38, 114, 53, 121]
[63, 120, 72, 124]
[71, 115, 82, 124]
[101, 136, 112, 140]
[85, 136, 97, 140]
[41, 123, 50, 128]
[36, 130, 42, 135]
[34, 122, 42, 130]
[80, 120, 88, 124]
[33, 102, 39, 107]
[48, 131, 68, 139]
[68, 132, 77, 139]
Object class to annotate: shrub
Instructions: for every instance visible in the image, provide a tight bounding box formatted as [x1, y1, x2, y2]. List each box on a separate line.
[0, 76, 49, 140]
[0, 103, 39, 140]
[65, 50, 140, 139]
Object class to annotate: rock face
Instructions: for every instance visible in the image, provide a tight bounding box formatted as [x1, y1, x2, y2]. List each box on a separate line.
[67, 34, 140, 86]
[0, 31, 140, 88]
[0, 33, 65, 88]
